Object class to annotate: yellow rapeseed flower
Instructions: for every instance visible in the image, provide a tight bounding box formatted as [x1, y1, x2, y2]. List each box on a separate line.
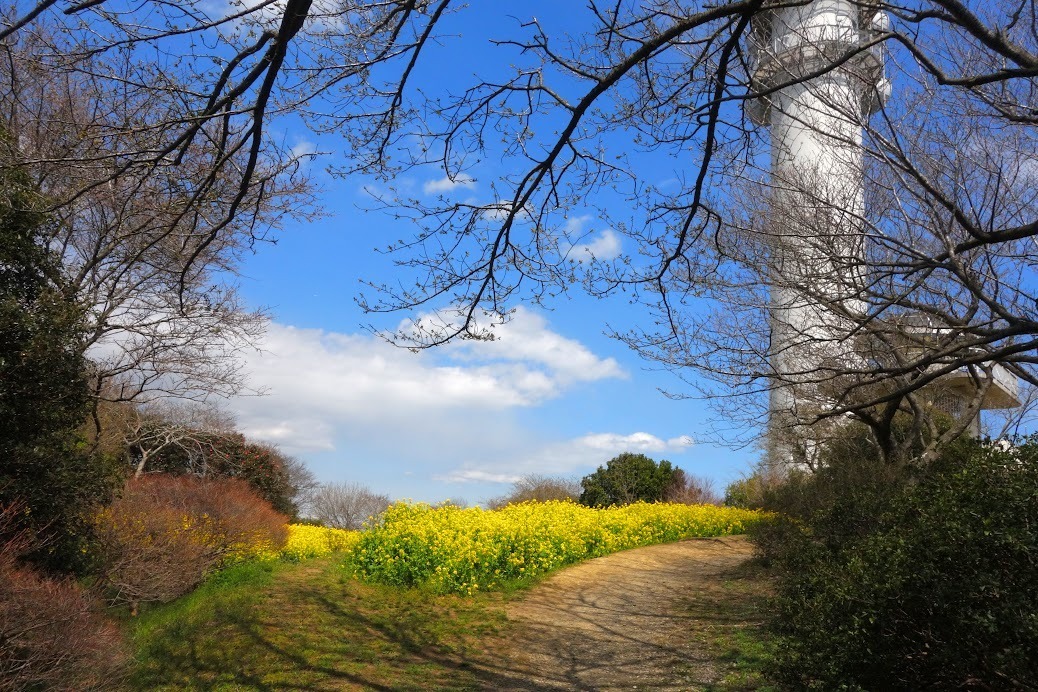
[351, 500, 768, 594]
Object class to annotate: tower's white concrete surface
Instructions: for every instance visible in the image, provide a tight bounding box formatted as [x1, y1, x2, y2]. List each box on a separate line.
[749, 1, 887, 464]
[747, 2, 1017, 462]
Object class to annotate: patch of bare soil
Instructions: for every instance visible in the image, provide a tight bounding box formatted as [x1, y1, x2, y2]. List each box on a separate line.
[470, 536, 759, 691]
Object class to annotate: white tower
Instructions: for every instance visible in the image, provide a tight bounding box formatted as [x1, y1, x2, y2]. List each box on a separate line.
[747, 2, 1017, 463]
[747, 1, 889, 465]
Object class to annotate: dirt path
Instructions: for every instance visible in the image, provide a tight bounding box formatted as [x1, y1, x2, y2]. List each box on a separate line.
[469, 536, 763, 691]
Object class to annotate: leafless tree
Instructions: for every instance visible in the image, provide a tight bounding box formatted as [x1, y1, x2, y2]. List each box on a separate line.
[281, 455, 320, 517]
[664, 469, 720, 505]
[0, 0, 451, 405]
[348, 1, 1038, 463]
[121, 401, 237, 478]
[310, 481, 390, 530]
[6, 1, 1036, 463]
[484, 474, 581, 509]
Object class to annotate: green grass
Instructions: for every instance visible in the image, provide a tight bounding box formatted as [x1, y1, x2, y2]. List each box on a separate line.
[126, 549, 779, 691]
[128, 557, 510, 691]
[681, 559, 780, 692]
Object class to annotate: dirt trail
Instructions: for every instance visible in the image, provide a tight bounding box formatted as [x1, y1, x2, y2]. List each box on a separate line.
[470, 535, 758, 691]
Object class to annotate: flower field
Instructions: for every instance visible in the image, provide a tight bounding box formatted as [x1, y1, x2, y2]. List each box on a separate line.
[350, 501, 766, 594]
[240, 524, 360, 563]
[280, 523, 360, 561]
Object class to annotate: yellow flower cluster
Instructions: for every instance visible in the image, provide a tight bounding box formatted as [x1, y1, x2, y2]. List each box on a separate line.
[351, 501, 766, 594]
[237, 524, 359, 563]
[279, 523, 360, 561]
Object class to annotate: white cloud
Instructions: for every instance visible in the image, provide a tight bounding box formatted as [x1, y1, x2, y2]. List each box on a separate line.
[422, 174, 477, 195]
[433, 433, 693, 491]
[439, 431, 694, 485]
[221, 312, 700, 503]
[569, 228, 622, 262]
[229, 311, 623, 454]
[203, 0, 346, 32]
[438, 469, 523, 484]
[290, 139, 317, 159]
[524, 431, 693, 473]
[481, 200, 533, 222]
[576, 432, 694, 453]
[563, 215, 593, 235]
[440, 307, 625, 385]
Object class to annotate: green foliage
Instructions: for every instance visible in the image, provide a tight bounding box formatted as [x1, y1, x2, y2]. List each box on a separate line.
[723, 461, 783, 509]
[579, 452, 677, 507]
[764, 436, 1038, 690]
[0, 166, 120, 573]
[723, 477, 764, 509]
[208, 438, 297, 516]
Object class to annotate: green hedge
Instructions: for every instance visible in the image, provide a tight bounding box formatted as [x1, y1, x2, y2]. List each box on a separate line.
[767, 440, 1038, 690]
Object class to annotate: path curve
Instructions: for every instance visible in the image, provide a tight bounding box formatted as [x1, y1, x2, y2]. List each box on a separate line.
[471, 535, 756, 691]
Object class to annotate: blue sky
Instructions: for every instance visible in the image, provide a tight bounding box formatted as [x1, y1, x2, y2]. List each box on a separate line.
[219, 1, 762, 504]
[230, 201, 759, 505]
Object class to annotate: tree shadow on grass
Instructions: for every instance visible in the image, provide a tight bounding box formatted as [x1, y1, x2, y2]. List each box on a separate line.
[131, 572, 496, 690]
[130, 542, 774, 691]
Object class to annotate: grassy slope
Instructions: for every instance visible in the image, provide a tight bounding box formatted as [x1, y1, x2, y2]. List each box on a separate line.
[128, 553, 775, 691]
[130, 558, 509, 691]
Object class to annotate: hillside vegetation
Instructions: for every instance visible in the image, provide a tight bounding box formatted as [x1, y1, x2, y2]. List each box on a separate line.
[129, 502, 770, 690]
[353, 500, 763, 593]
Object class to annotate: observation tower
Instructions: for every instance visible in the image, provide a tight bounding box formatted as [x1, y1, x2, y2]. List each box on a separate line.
[745, 1, 1017, 464]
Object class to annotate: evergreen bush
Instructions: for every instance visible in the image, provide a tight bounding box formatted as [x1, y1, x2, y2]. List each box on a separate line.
[765, 437, 1038, 690]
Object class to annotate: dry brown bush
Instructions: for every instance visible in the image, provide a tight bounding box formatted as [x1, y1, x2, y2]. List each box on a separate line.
[0, 504, 128, 691]
[94, 474, 288, 611]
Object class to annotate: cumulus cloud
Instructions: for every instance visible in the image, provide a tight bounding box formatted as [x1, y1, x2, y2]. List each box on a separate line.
[222, 308, 695, 502]
[440, 307, 625, 384]
[480, 200, 533, 222]
[290, 139, 317, 159]
[438, 431, 695, 485]
[228, 311, 623, 454]
[569, 228, 622, 262]
[575, 432, 694, 453]
[422, 174, 477, 195]
[439, 469, 523, 484]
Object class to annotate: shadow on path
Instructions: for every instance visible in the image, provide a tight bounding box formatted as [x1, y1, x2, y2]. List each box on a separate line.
[466, 536, 761, 691]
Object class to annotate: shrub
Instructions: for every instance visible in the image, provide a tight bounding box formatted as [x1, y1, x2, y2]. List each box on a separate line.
[748, 419, 941, 563]
[94, 474, 288, 611]
[0, 503, 128, 690]
[148, 433, 300, 517]
[766, 438, 1038, 690]
[722, 460, 784, 509]
[206, 440, 298, 517]
[579, 452, 678, 507]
